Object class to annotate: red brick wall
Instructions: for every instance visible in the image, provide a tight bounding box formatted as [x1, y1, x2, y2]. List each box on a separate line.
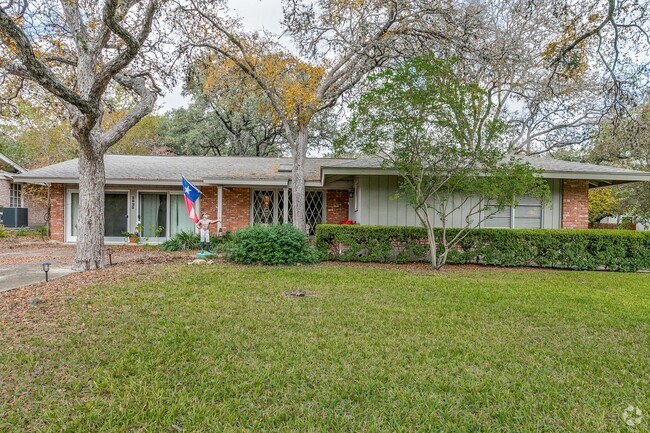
[562, 179, 589, 229]
[50, 184, 65, 242]
[326, 190, 350, 224]
[199, 186, 219, 235]
[221, 188, 251, 232]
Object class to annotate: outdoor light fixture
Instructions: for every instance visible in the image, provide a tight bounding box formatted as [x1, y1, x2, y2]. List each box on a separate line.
[106, 247, 113, 266]
[42, 262, 50, 282]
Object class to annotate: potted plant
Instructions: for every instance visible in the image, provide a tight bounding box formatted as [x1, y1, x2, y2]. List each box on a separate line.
[121, 231, 140, 244]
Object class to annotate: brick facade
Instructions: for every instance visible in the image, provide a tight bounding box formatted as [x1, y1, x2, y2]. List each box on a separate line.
[221, 187, 251, 232]
[0, 178, 10, 209]
[0, 178, 48, 227]
[50, 183, 65, 242]
[326, 190, 350, 224]
[23, 185, 49, 226]
[562, 179, 589, 229]
[199, 186, 219, 235]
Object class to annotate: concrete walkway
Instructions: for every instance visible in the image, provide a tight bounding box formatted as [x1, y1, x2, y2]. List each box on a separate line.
[0, 244, 77, 292]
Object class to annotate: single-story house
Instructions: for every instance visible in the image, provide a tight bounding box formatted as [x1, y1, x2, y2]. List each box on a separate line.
[0, 152, 48, 227]
[11, 154, 650, 243]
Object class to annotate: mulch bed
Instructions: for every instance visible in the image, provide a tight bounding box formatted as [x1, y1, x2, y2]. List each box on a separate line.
[0, 250, 188, 329]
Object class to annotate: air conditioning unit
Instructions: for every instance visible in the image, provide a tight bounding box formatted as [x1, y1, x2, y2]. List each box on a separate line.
[3, 208, 28, 228]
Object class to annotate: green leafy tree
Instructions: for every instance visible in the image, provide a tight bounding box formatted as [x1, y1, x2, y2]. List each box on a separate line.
[344, 55, 550, 270]
[588, 187, 622, 224]
[588, 101, 650, 224]
[158, 64, 285, 157]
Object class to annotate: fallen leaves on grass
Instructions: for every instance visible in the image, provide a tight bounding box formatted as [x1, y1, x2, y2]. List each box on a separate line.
[0, 251, 187, 330]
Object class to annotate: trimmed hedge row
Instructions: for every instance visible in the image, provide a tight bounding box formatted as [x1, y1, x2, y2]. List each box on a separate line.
[315, 224, 650, 272]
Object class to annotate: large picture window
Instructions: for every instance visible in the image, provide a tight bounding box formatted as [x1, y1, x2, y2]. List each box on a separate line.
[69, 192, 128, 238]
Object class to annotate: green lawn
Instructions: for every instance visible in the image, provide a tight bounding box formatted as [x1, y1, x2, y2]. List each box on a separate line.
[1, 264, 649, 432]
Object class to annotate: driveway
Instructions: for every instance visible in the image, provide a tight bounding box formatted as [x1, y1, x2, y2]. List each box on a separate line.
[0, 242, 184, 293]
[0, 243, 77, 292]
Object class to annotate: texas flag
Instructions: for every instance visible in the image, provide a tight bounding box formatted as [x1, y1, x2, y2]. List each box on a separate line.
[182, 176, 201, 223]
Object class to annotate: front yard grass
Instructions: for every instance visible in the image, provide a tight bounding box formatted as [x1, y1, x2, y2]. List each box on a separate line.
[1, 263, 649, 432]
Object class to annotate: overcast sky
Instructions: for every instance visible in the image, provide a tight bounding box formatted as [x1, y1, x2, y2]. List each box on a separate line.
[158, 0, 285, 113]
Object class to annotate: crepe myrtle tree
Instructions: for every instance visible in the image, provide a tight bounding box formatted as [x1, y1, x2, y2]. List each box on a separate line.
[344, 55, 550, 270]
[0, 0, 169, 270]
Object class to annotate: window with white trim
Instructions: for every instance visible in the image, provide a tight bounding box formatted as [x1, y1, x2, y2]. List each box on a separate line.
[9, 183, 22, 208]
[514, 196, 543, 228]
[484, 196, 542, 228]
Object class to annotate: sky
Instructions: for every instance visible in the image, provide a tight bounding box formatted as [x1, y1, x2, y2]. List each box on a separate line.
[158, 0, 285, 113]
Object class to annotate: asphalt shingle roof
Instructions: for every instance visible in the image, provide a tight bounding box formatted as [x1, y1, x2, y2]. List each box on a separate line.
[324, 155, 649, 175]
[14, 155, 355, 183]
[12, 154, 649, 184]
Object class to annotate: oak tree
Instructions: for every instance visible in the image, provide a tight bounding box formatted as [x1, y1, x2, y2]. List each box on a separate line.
[0, 0, 169, 269]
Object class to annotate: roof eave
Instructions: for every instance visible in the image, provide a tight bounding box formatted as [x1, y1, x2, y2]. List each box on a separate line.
[12, 177, 211, 186]
[541, 171, 650, 182]
[0, 153, 27, 173]
[322, 167, 650, 182]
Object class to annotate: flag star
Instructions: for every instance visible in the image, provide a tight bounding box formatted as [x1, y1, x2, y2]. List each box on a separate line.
[184, 186, 191, 194]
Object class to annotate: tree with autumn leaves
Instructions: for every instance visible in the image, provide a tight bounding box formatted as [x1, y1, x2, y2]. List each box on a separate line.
[175, 0, 461, 233]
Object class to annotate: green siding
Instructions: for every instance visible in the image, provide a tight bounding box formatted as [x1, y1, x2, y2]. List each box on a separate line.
[355, 175, 561, 229]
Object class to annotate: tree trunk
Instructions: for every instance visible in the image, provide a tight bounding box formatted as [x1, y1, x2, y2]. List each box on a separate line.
[291, 125, 308, 233]
[73, 147, 106, 271]
[415, 206, 440, 271]
[424, 218, 440, 271]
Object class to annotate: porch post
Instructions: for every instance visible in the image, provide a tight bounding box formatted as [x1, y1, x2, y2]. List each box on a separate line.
[283, 186, 289, 224]
[217, 185, 223, 234]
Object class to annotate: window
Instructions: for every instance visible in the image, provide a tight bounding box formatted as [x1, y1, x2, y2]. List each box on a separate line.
[70, 192, 128, 238]
[484, 204, 512, 228]
[170, 194, 197, 236]
[514, 197, 543, 228]
[251, 189, 324, 235]
[252, 190, 278, 224]
[139, 193, 167, 238]
[353, 177, 359, 212]
[484, 196, 543, 229]
[305, 191, 324, 235]
[9, 183, 21, 208]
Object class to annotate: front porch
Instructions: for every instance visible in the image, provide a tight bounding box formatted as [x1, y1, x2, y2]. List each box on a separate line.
[49, 183, 351, 244]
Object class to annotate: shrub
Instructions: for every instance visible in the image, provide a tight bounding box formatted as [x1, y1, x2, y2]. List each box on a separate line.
[35, 225, 48, 239]
[14, 229, 29, 236]
[160, 230, 227, 252]
[0, 224, 5, 238]
[315, 224, 650, 272]
[226, 224, 321, 265]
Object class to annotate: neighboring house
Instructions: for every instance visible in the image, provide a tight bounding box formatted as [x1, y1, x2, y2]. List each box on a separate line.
[11, 154, 650, 243]
[598, 216, 650, 231]
[0, 152, 48, 227]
